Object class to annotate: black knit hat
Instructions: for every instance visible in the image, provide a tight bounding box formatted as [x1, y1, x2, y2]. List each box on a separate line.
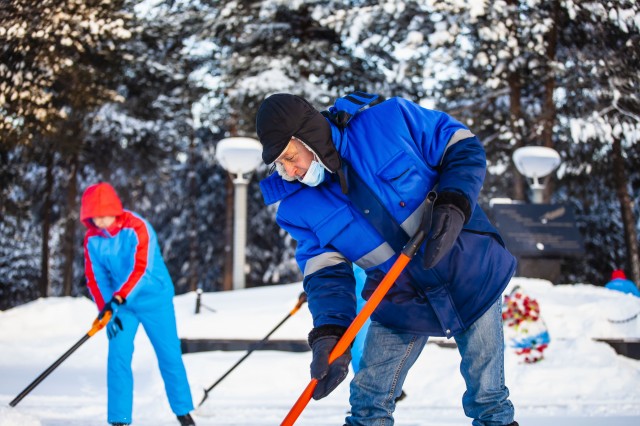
[256, 94, 341, 173]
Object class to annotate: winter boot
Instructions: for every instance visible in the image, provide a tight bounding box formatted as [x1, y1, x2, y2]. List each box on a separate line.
[177, 413, 196, 426]
[110, 423, 130, 426]
[504, 422, 519, 426]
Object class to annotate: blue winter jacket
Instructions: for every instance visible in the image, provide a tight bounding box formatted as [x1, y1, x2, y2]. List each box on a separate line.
[83, 210, 175, 310]
[261, 97, 516, 337]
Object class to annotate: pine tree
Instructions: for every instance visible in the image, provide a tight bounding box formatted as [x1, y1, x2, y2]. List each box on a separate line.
[197, 0, 394, 288]
[78, 0, 222, 294]
[0, 0, 137, 302]
[424, 0, 640, 285]
[556, 0, 640, 285]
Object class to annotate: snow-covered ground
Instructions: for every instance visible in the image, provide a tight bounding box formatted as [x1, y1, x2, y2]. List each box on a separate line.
[1, 277, 639, 426]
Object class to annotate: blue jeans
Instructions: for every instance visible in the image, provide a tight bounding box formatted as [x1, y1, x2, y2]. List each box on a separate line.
[346, 298, 514, 426]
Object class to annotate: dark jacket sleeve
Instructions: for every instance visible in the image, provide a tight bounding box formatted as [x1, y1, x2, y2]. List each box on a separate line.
[303, 262, 357, 329]
[436, 136, 486, 220]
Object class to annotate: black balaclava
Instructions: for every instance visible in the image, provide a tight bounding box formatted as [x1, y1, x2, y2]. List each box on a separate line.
[256, 94, 342, 174]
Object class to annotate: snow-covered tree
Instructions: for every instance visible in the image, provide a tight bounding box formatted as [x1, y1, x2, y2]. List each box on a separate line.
[423, 0, 640, 285]
[2, 0, 638, 308]
[0, 0, 137, 300]
[193, 0, 397, 287]
[0, 0, 134, 146]
[557, 0, 640, 286]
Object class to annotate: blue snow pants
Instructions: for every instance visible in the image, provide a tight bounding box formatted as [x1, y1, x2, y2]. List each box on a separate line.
[106, 286, 193, 424]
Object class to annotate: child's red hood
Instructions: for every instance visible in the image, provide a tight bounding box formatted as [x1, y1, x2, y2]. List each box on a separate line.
[80, 183, 124, 228]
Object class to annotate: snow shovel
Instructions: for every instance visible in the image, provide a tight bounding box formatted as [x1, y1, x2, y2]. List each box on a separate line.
[9, 311, 113, 407]
[197, 291, 308, 408]
[281, 191, 437, 426]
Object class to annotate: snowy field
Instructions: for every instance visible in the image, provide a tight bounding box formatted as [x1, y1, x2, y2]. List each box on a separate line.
[1, 277, 640, 426]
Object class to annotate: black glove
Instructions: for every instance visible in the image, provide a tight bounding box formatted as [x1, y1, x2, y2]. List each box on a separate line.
[423, 192, 469, 269]
[98, 296, 122, 320]
[99, 296, 124, 340]
[308, 325, 352, 400]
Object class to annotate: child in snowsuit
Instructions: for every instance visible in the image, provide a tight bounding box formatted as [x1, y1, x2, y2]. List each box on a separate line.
[81, 182, 195, 426]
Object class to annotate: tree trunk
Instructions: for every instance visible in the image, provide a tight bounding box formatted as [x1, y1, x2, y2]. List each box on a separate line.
[541, 0, 559, 203]
[40, 150, 54, 298]
[507, 71, 526, 201]
[505, 0, 525, 201]
[611, 137, 640, 288]
[61, 151, 79, 296]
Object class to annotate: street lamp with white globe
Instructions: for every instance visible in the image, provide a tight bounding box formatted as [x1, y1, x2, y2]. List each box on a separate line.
[215, 137, 263, 290]
[512, 146, 561, 204]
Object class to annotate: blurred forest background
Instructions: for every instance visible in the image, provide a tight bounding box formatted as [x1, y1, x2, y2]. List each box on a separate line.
[1, 0, 639, 310]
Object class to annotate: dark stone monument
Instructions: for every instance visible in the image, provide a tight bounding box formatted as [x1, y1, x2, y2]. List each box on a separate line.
[491, 203, 584, 283]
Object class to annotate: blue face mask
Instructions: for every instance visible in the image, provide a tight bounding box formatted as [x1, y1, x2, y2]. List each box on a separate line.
[298, 160, 326, 187]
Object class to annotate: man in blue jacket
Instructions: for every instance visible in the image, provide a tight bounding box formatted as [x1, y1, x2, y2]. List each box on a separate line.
[258, 92, 518, 426]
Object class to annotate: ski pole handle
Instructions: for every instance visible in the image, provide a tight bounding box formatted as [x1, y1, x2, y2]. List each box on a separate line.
[89, 311, 112, 336]
[290, 292, 307, 316]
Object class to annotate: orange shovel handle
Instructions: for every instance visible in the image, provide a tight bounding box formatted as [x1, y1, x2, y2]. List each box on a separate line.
[88, 310, 112, 337]
[281, 253, 412, 426]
